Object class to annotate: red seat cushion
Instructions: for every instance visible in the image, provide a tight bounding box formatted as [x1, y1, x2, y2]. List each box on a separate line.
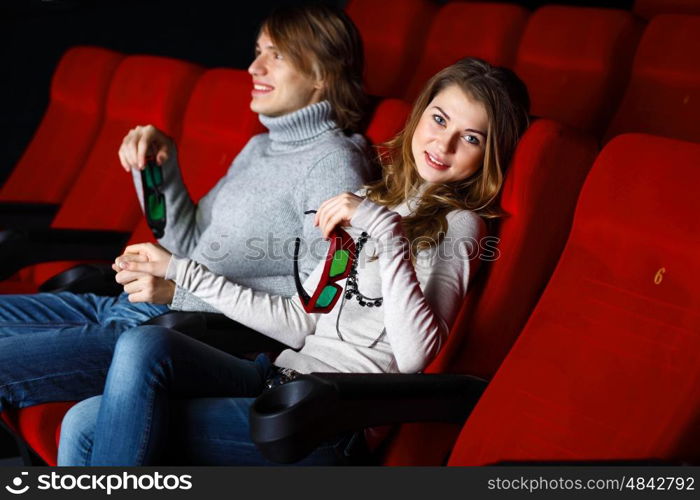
[2, 403, 76, 466]
[449, 134, 700, 465]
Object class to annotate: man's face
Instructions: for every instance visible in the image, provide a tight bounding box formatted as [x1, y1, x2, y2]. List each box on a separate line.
[248, 30, 324, 117]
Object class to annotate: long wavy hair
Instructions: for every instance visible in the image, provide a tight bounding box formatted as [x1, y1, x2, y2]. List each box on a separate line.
[365, 58, 530, 257]
[262, 4, 367, 133]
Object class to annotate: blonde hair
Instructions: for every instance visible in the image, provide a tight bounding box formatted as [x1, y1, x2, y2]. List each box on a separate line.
[365, 58, 530, 257]
[262, 4, 367, 133]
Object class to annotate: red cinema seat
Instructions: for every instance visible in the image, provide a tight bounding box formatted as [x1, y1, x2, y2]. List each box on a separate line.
[634, 0, 700, 18]
[382, 119, 598, 465]
[346, 0, 437, 98]
[515, 6, 642, 138]
[403, 2, 529, 101]
[2, 68, 264, 466]
[448, 134, 700, 465]
[605, 15, 700, 143]
[0, 47, 123, 206]
[10, 55, 202, 289]
[1, 403, 75, 466]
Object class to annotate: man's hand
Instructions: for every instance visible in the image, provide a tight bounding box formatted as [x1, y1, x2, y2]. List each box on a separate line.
[116, 270, 176, 304]
[114, 242, 172, 278]
[118, 124, 174, 172]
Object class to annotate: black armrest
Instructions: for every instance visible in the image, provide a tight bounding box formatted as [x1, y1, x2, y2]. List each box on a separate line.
[250, 372, 487, 464]
[143, 311, 287, 356]
[0, 228, 130, 280]
[38, 263, 123, 295]
[0, 202, 60, 229]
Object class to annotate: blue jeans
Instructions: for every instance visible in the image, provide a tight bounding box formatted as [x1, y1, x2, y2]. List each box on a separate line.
[57, 326, 352, 466]
[0, 292, 168, 413]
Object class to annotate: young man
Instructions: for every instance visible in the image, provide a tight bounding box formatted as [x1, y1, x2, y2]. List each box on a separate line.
[0, 4, 372, 413]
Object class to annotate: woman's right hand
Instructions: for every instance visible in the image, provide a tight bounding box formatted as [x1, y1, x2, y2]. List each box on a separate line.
[114, 242, 173, 278]
[118, 124, 173, 172]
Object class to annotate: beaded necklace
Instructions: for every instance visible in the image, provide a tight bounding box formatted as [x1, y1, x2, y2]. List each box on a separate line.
[344, 232, 383, 307]
[334, 231, 386, 348]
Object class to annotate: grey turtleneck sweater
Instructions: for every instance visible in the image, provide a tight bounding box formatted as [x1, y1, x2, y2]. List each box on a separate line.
[132, 101, 373, 312]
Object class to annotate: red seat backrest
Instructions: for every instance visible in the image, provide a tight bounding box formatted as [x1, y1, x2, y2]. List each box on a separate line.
[177, 68, 264, 202]
[364, 98, 410, 147]
[449, 134, 700, 465]
[28, 55, 202, 285]
[515, 6, 643, 137]
[634, 0, 700, 18]
[346, 0, 437, 98]
[605, 14, 700, 143]
[0, 46, 123, 204]
[126, 68, 263, 246]
[403, 2, 529, 101]
[383, 119, 598, 465]
[49, 55, 202, 232]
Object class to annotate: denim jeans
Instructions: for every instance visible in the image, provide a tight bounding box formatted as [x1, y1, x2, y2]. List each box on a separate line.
[0, 292, 168, 413]
[57, 326, 352, 466]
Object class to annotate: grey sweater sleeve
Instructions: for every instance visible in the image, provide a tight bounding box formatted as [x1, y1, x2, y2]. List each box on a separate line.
[165, 255, 326, 348]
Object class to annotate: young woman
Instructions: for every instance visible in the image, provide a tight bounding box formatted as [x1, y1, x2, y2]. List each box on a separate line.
[57, 57, 530, 466]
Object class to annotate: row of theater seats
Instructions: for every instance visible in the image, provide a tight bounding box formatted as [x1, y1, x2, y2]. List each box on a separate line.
[1, 3, 699, 465]
[346, 0, 700, 142]
[5, 127, 699, 466]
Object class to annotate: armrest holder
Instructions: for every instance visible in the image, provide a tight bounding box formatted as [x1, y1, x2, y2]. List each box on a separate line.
[0, 228, 130, 280]
[38, 263, 122, 296]
[142, 311, 287, 356]
[250, 372, 487, 464]
[0, 202, 59, 229]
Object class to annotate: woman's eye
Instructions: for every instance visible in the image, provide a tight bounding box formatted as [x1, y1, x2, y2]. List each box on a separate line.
[274, 52, 284, 60]
[432, 114, 446, 126]
[463, 134, 480, 145]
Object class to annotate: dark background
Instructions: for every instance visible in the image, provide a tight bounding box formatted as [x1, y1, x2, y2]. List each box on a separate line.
[0, 0, 634, 186]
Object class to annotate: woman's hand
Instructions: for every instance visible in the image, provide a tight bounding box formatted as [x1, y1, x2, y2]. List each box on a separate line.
[313, 192, 364, 238]
[114, 242, 172, 278]
[115, 271, 176, 304]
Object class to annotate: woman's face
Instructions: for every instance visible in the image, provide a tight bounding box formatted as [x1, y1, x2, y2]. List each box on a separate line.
[411, 84, 489, 185]
[248, 30, 324, 117]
